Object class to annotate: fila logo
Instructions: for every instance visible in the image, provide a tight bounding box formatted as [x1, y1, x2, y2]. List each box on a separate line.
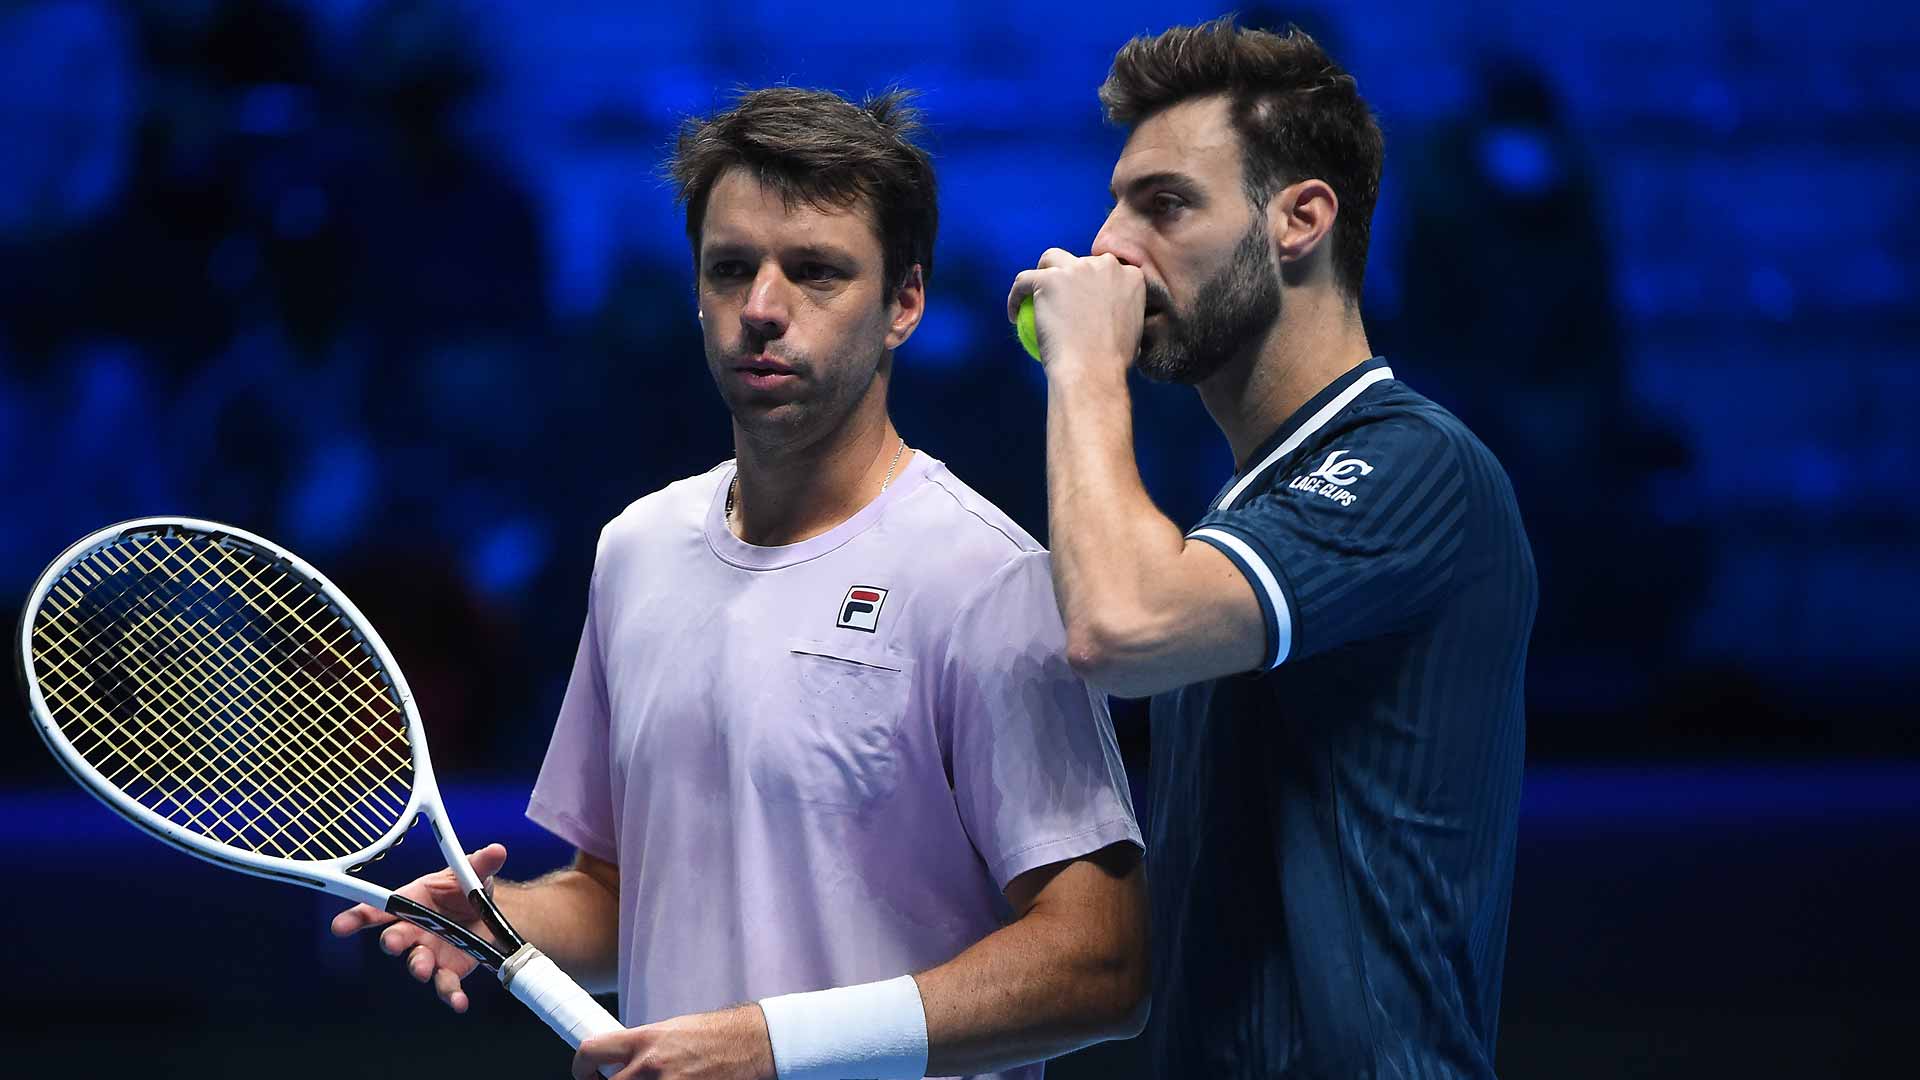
[1288, 449, 1375, 507]
[837, 585, 889, 633]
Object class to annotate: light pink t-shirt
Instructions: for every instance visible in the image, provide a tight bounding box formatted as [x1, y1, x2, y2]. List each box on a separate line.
[527, 452, 1141, 1080]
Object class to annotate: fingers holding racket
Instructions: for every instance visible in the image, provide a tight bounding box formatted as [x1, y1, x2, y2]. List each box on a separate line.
[386, 920, 482, 1012]
[331, 843, 510, 1011]
[330, 842, 510, 936]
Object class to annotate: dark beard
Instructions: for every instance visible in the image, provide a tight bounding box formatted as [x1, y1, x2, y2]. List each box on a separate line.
[1136, 220, 1282, 385]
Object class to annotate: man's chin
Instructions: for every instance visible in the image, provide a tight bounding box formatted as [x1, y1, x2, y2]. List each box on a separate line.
[726, 394, 804, 430]
[1135, 357, 1182, 384]
[1133, 329, 1181, 384]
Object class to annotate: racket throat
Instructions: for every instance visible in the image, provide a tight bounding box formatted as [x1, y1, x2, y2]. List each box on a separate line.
[468, 884, 528, 954]
[385, 892, 521, 970]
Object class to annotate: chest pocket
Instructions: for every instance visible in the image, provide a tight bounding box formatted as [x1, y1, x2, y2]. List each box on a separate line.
[748, 638, 914, 812]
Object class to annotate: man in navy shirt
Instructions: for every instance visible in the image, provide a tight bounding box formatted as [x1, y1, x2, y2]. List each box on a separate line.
[1009, 17, 1537, 1078]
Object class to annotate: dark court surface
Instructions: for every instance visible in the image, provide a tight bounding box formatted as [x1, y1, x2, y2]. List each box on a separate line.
[4, 764, 1913, 1078]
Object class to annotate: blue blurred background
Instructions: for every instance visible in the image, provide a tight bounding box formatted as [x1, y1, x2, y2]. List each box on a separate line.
[2, 0, 1916, 1076]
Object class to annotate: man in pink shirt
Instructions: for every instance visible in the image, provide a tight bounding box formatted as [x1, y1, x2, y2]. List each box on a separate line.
[332, 87, 1148, 1080]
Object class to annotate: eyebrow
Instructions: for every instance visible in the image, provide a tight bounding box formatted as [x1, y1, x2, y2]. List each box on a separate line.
[702, 239, 863, 266]
[1110, 170, 1205, 205]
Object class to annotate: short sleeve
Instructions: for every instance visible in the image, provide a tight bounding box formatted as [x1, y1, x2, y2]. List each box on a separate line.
[1189, 415, 1474, 671]
[526, 567, 620, 863]
[943, 551, 1143, 891]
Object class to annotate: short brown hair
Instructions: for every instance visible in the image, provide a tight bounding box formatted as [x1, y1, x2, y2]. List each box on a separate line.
[667, 86, 938, 292]
[1100, 17, 1383, 301]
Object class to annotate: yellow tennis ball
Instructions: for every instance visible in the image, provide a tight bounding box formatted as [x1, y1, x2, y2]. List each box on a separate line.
[1016, 295, 1041, 362]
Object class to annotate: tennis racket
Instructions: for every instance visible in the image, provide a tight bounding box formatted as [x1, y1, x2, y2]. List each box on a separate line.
[17, 517, 623, 1067]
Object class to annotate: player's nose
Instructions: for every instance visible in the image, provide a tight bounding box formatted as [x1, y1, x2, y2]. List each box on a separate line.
[740, 262, 790, 337]
[1091, 210, 1144, 270]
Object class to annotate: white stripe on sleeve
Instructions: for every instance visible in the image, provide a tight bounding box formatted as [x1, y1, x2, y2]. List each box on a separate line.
[1190, 526, 1293, 669]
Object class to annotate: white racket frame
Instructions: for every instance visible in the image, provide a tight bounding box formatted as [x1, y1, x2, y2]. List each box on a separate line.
[20, 516, 469, 908]
[19, 517, 623, 1059]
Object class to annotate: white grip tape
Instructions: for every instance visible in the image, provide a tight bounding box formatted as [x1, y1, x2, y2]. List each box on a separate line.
[500, 944, 623, 1058]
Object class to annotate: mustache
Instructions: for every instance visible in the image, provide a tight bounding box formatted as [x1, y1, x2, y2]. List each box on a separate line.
[727, 341, 809, 370]
[1143, 280, 1174, 317]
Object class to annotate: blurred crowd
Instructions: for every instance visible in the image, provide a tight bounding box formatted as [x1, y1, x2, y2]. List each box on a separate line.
[0, 0, 697, 767]
[0, 0, 1852, 774]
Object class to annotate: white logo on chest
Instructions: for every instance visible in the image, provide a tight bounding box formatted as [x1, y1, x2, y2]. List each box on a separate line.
[1287, 449, 1375, 506]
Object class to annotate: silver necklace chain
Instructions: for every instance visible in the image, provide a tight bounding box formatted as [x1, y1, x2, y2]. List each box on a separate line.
[727, 436, 907, 523]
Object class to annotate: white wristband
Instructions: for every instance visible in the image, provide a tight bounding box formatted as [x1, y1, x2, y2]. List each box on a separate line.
[757, 974, 930, 1080]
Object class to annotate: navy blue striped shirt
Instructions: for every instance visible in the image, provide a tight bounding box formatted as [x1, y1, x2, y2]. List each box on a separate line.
[1148, 357, 1536, 1079]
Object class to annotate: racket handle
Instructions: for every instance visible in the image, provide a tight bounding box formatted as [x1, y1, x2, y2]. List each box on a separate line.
[500, 943, 624, 1076]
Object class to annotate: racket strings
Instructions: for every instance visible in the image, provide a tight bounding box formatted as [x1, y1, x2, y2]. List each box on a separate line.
[31, 531, 416, 862]
[72, 581, 399, 856]
[101, 537, 413, 852]
[150, 542, 412, 848]
[38, 545, 360, 836]
[38, 537, 410, 859]
[40, 550, 400, 850]
[33, 540, 397, 859]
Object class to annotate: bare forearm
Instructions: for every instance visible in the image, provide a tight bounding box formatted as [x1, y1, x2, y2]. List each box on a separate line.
[918, 916, 1145, 1073]
[492, 868, 621, 991]
[1045, 363, 1189, 664]
[1022, 253, 1264, 695]
[916, 854, 1150, 1075]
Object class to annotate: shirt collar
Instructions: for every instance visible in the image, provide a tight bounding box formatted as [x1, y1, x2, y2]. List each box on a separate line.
[1213, 357, 1395, 511]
